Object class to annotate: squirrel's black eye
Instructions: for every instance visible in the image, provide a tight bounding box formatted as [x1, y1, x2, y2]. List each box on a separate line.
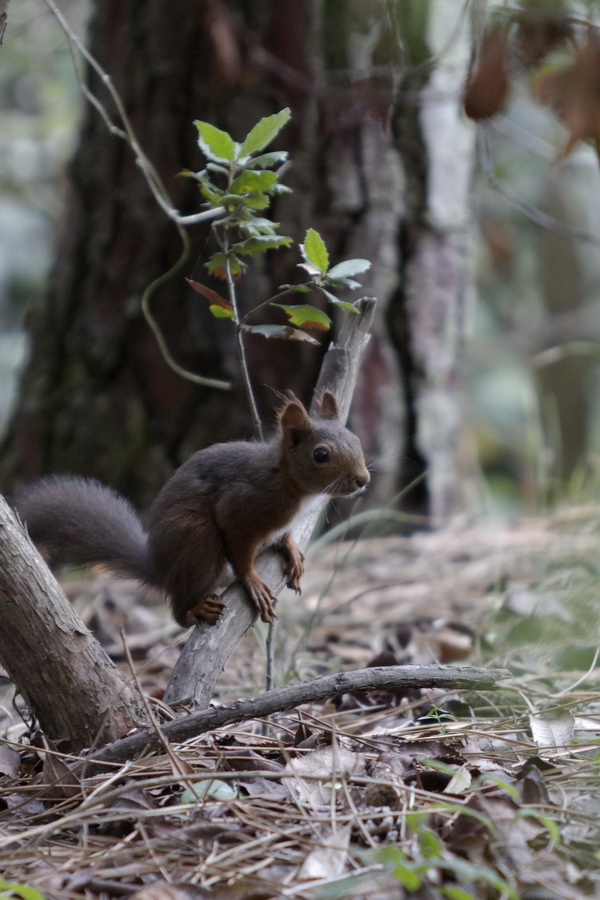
[313, 446, 330, 464]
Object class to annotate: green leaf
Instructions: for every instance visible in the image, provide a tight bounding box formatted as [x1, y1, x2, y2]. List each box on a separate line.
[0, 879, 47, 900]
[418, 828, 443, 858]
[239, 218, 279, 237]
[233, 235, 293, 254]
[242, 192, 271, 210]
[441, 888, 478, 900]
[210, 305, 234, 319]
[221, 191, 271, 211]
[239, 215, 279, 231]
[516, 810, 560, 846]
[329, 298, 361, 314]
[273, 304, 331, 331]
[298, 261, 324, 278]
[301, 228, 329, 274]
[240, 108, 291, 156]
[194, 120, 237, 161]
[206, 162, 229, 175]
[205, 252, 244, 279]
[178, 168, 202, 180]
[378, 847, 422, 890]
[247, 150, 289, 169]
[193, 169, 217, 187]
[327, 258, 371, 278]
[200, 183, 224, 204]
[241, 324, 319, 344]
[435, 859, 517, 899]
[318, 287, 340, 304]
[220, 193, 245, 210]
[318, 288, 360, 313]
[239, 224, 276, 238]
[230, 169, 278, 195]
[327, 277, 361, 290]
[405, 812, 428, 833]
[433, 800, 497, 836]
[477, 774, 519, 800]
[389, 863, 422, 891]
[278, 283, 311, 293]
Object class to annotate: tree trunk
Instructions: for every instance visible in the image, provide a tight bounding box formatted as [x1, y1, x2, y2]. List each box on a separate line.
[0, 497, 146, 751]
[386, 1, 476, 522]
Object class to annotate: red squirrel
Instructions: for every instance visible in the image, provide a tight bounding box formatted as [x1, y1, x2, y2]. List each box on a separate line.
[15, 391, 369, 627]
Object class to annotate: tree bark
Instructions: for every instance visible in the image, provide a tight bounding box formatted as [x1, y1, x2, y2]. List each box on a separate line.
[0, 497, 147, 751]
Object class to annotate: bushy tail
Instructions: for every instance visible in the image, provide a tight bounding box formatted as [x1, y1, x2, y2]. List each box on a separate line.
[14, 476, 150, 583]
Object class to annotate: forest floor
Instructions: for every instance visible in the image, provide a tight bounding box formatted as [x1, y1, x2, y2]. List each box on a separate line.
[2, 507, 600, 899]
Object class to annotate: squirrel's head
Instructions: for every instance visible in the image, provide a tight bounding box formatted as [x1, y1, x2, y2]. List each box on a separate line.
[277, 391, 370, 498]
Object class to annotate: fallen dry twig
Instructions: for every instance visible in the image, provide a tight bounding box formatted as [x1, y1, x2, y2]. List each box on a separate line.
[90, 663, 511, 768]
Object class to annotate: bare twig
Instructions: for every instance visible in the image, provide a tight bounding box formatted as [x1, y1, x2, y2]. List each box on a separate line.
[140, 228, 232, 391]
[43, 0, 222, 229]
[265, 619, 276, 693]
[226, 254, 263, 438]
[91, 663, 511, 769]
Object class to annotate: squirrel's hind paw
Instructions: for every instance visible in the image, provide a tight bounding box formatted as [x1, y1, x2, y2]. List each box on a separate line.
[185, 593, 224, 627]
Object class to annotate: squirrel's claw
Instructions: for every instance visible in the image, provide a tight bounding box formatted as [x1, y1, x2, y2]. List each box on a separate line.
[278, 532, 305, 592]
[186, 593, 224, 627]
[242, 573, 277, 623]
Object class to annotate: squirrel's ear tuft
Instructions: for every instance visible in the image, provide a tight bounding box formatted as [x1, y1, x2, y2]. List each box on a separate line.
[317, 390, 339, 421]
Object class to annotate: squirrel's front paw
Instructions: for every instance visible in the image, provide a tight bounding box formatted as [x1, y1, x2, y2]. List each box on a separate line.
[185, 593, 224, 627]
[278, 532, 304, 593]
[241, 573, 277, 623]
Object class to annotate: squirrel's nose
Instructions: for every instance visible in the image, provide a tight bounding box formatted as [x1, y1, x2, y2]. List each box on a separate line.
[355, 469, 370, 489]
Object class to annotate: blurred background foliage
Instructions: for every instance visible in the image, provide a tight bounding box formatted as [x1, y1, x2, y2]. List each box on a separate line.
[1, 0, 600, 515]
[0, 0, 87, 421]
[467, 0, 600, 512]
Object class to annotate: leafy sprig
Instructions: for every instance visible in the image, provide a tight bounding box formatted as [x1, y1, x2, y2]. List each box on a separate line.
[186, 110, 371, 345]
[183, 108, 372, 443]
[182, 109, 293, 284]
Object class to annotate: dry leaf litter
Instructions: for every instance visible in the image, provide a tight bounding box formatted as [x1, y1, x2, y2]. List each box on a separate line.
[2, 509, 600, 898]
